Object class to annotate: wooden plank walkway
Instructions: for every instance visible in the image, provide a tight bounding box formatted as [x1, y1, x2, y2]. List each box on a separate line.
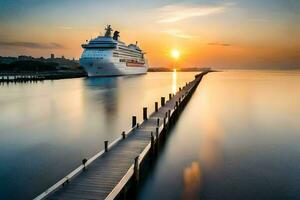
[34, 72, 208, 200]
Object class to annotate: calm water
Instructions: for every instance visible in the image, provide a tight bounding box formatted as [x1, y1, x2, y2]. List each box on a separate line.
[137, 71, 300, 200]
[0, 72, 197, 200]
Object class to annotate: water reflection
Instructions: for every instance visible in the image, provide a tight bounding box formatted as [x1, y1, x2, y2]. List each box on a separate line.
[84, 76, 118, 89]
[0, 72, 197, 200]
[137, 71, 300, 200]
[172, 69, 177, 94]
[200, 112, 224, 171]
[183, 161, 202, 199]
[84, 77, 118, 116]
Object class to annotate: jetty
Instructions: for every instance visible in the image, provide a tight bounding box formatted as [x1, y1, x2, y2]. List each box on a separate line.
[0, 71, 86, 84]
[34, 71, 209, 200]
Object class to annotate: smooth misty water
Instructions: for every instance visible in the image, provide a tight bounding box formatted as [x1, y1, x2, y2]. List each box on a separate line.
[0, 72, 196, 200]
[137, 71, 300, 200]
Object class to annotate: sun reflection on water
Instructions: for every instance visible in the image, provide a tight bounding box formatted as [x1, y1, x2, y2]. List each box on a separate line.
[183, 161, 202, 199]
[172, 69, 177, 94]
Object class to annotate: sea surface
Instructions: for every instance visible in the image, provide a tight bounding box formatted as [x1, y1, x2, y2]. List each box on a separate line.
[1, 71, 300, 200]
[137, 70, 300, 200]
[0, 72, 196, 200]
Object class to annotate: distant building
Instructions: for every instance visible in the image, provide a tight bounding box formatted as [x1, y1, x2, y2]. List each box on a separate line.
[0, 56, 17, 64]
[18, 55, 34, 60]
[51, 54, 55, 59]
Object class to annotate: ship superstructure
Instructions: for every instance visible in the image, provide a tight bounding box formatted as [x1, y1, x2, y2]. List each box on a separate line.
[80, 25, 148, 76]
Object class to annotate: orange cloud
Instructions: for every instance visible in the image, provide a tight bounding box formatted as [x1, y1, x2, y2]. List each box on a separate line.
[158, 4, 226, 23]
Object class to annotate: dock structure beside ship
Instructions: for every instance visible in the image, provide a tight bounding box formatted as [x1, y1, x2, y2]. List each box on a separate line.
[34, 71, 210, 200]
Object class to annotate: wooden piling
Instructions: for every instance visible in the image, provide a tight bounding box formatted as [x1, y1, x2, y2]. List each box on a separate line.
[151, 132, 154, 144]
[155, 102, 158, 112]
[143, 107, 147, 120]
[104, 141, 108, 152]
[161, 97, 165, 106]
[122, 131, 126, 139]
[132, 116, 137, 128]
[150, 132, 155, 156]
[157, 118, 160, 127]
[169, 93, 172, 100]
[155, 127, 159, 152]
[134, 156, 139, 183]
[82, 158, 87, 170]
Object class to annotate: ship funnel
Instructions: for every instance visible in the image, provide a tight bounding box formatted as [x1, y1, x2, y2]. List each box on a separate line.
[113, 31, 120, 40]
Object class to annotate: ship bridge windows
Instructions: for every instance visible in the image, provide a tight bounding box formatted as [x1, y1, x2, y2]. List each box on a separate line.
[81, 49, 110, 59]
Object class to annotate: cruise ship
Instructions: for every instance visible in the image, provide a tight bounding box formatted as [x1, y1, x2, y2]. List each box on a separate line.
[80, 25, 148, 76]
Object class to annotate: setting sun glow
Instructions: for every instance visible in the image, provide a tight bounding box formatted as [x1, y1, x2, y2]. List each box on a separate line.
[171, 49, 180, 60]
[0, 1, 298, 69]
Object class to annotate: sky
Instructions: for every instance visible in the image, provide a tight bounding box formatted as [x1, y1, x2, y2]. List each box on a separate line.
[0, 0, 299, 69]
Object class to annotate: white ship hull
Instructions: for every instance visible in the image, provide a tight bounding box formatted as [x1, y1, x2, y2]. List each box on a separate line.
[80, 58, 148, 77]
[80, 26, 148, 77]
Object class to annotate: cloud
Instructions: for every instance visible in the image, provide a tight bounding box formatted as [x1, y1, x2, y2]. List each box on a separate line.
[158, 3, 226, 23]
[57, 26, 73, 30]
[0, 41, 65, 49]
[207, 42, 231, 46]
[162, 29, 198, 39]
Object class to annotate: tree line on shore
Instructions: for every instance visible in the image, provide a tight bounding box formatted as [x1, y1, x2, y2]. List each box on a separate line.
[0, 60, 58, 72]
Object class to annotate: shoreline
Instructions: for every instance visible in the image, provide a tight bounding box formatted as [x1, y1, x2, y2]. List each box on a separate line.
[0, 71, 87, 82]
[0, 69, 219, 83]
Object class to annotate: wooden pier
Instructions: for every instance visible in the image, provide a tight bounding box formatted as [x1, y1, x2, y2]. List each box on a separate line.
[0, 72, 86, 84]
[34, 71, 209, 200]
[0, 75, 46, 84]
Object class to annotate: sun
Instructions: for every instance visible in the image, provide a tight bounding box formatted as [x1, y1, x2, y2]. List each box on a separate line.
[171, 49, 180, 59]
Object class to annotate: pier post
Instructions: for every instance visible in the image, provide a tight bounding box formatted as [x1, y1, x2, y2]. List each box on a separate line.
[104, 141, 108, 152]
[161, 97, 165, 106]
[150, 131, 155, 156]
[132, 116, 137, 128]
[143, 107, 147, 120]
[155, 127, 159, 151]
[168, 110, 171, 119]
[82, 158, 87, 170]
[155, 102, 158, 112]
[151, 132, 154, 144]
[169, 93, 172, 100]
[122, 131, 126, 139]
[134, 156, 139, 183]
[157, 118, 160, 127]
